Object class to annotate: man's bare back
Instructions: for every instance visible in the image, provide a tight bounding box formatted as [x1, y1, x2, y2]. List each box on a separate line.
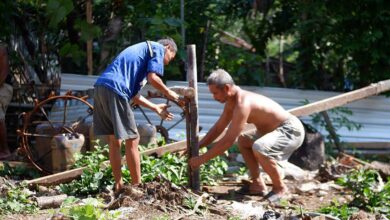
[225, 87, 291, 135]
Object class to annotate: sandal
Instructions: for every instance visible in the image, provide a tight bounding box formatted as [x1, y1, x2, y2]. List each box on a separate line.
[236, 184, 267, 196]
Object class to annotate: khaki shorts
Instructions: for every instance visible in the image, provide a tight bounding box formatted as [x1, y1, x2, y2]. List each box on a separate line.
[93, 86, 138, 140]
[241, 115, 305, 161]
[0, 83, 13, 121]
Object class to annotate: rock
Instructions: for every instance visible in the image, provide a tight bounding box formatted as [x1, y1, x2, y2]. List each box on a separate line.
[289, 123, 325, 171]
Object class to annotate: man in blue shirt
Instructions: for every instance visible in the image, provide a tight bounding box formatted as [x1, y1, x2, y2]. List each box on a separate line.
[94, 38, 181, 192]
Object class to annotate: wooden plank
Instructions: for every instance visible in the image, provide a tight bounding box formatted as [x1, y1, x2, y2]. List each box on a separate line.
[146, 86, 195, 98]
[289, 79, 390, 117]
[345, 142, 390, 149]
[25, 167, 85, 186]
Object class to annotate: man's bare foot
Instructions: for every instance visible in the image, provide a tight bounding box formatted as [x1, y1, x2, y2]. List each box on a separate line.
[249, 180, 267, 194]
[238, 179, 267, 196]
[114, 181, 124, 193]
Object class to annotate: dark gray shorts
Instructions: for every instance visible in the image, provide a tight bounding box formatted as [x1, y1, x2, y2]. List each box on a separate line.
[242, 115, 305, 161]
[93, 86, 138, 140]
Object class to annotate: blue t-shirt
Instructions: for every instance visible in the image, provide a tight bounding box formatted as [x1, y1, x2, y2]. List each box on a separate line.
[94, 41, 164, 101]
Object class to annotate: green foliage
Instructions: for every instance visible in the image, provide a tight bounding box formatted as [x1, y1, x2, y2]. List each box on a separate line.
[141, 153, 188, 185]
[319, 169, 390, 219]
[2, 0, 390, 89]
[46, 0, 74, 28]
[200, 154, 228, 186]
[319, 201, 359, 220]
[141, 151, 229, 186]
[0, 163, 41, 180]
[337, 169, 390, 214]
[57, 197, 121, 220]
[73, 141, 109, 168]
[60, 141, 113, 196]
[0, 183, 38, 215]
[183, 195, 197, 210]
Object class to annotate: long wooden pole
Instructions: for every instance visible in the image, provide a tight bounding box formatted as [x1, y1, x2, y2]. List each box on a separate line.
[289, 79, 390, 117]
[186, 45, 200, 190]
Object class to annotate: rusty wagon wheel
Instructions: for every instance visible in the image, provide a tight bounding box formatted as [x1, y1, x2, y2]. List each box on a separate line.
[132, 92, 186, 145]
[18, 94, 93, 174]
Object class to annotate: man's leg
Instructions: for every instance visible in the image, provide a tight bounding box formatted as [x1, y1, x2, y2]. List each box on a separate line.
[238, 135, 267, 193]
[124, 137, 141, 185]
[108, 135, 124, 191]
[252, 150, 287, 195]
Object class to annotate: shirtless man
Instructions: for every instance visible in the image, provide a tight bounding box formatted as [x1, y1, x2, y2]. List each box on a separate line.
[189, 69, 305, 201]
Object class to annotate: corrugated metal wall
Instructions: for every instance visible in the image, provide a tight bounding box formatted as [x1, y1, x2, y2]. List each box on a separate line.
[59, 74, 390, 145]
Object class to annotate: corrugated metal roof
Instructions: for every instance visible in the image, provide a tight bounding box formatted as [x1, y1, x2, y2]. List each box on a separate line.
[59, 73, 390, 144]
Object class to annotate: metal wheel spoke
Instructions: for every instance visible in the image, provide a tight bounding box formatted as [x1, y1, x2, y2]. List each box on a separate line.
[166, 116, 185, 131]
[138, 106, 153, 125]
[63, 98, 68, 125]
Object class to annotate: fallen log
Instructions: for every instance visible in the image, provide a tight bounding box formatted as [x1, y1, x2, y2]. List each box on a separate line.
[34, 194, 68, 209]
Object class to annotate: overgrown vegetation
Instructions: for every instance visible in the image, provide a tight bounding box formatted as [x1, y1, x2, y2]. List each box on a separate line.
[1, 1, 389, 90]
[59, 143, 113, 196]
[54, 197, 121, 220]
[60, 141, 229, 196]
[0, 183, 38, 215]
[0, 163, 41, 180]
[319, 169, 390, 219]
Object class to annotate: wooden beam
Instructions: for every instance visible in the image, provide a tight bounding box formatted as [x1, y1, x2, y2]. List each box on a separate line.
[25, 167, 85, 186]
[147, 86, 195, 99]
[289, 79, 390, 117]
[345, 142, 390, 149]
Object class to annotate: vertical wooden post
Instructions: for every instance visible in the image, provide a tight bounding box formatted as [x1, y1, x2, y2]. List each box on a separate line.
[186, 45, 200, 190]
[86, 0, 93, 75]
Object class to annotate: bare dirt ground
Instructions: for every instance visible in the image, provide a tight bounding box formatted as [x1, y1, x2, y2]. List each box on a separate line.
[3, 163, 353, 220]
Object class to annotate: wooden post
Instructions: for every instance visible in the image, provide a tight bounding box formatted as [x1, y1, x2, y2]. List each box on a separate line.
[186, 45, 200, 190]
[86, 0, 93, 75]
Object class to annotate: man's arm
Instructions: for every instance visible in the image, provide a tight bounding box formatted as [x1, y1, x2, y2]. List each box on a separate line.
[133, 94, 174, 120]
[198, 103, 233, 148]
[147, 72, 180, 102]
[190, 102, 249, 167]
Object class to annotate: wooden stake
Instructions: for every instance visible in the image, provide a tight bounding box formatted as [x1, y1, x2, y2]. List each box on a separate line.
[186, 45, 200, 190]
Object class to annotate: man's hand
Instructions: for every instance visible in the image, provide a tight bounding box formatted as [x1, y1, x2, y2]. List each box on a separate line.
[155, 103, 174, 120]
[167, 89, 180, 102]
[189, 156, 205, 169]
[166, 90, 185, 107]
